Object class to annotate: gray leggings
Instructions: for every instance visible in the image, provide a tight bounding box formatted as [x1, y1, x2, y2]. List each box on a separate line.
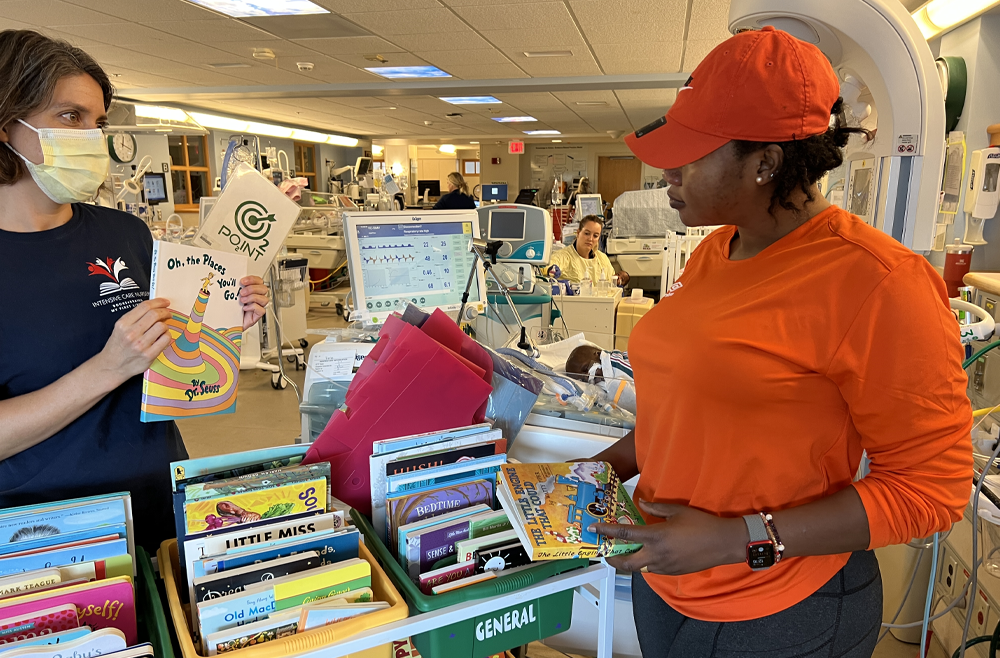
[631, 550, 882, 658]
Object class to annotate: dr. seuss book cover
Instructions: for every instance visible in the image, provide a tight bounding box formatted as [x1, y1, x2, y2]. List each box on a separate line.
[141, 242, 248, 422]
[496, 462, 645, 560]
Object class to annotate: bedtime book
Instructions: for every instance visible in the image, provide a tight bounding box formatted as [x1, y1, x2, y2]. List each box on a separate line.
[386, 481, 493, 553]
[496, 462, 645, 560]
[141, 241, 248, 422]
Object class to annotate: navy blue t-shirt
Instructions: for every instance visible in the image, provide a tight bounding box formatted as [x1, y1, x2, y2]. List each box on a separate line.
[0, 204, 188, 549]
[433, 191, 476, 210]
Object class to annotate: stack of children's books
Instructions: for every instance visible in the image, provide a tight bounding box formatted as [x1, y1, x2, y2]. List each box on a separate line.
[0, 494, 153, 658]
[369, 424, 535, 594]
[171, 446, 388, 655]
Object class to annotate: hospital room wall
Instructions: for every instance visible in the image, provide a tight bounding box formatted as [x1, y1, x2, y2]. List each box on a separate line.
[926, 15, 1000, 270]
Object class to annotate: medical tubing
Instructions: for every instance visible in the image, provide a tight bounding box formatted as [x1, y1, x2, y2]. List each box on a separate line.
[964, 341, 1000, 370]
[953, 636, 993, 658]
[880, 557, 982, 628]
[876, 549, 925, 644]
[921, 533, 939, 658]
[959, 439, 1000, 658]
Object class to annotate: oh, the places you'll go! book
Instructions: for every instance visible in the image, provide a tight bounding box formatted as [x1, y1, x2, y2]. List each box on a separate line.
[496, 462, 645, 560]
[141, 242, 248, 422]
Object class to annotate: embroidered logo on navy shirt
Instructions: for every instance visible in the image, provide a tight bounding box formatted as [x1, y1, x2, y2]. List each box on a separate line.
[87, 257, 140, 296]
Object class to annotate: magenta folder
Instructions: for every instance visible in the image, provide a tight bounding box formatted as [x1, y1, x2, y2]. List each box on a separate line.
[303, 313, 493, 513]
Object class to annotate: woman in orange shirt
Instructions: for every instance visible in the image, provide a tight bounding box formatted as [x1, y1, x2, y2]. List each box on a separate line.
[591, 27, 972, 657]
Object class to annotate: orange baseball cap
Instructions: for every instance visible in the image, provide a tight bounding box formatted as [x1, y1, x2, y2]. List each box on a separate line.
[625, 26, 841, 170]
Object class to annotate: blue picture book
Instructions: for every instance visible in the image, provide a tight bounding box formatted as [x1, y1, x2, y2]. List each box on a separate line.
[0, 537, 128, 576]
[0, 524, 127, 557]
[197, 586, 276, 643]
[0, 500, 128, 544]
[386, 455, 506, 494]
[372, 424, 493, 455]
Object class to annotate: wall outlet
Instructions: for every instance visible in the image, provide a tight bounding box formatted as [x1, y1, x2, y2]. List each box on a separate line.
[940, 547, 959, 596]
[972, 588, 991, 637]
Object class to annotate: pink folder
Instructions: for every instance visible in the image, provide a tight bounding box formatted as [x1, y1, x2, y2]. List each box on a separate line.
[304, 312, 493, 514]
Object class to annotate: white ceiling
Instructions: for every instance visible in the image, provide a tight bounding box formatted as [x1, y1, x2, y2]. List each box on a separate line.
[0, 0, 820, 143]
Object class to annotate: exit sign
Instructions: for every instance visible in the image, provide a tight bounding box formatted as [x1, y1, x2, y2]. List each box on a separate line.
[508, 141, 525, 154]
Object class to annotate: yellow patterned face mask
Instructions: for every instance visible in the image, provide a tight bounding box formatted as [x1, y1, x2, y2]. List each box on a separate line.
[5, 119, 110, 204]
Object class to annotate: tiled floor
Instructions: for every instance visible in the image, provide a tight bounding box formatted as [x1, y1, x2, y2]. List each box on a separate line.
[175, 308, 950, 658]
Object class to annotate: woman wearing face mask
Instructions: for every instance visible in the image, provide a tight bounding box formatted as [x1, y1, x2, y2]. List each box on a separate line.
[0, 30, 269, 549]
[548, 215, 630, 287]
[588, 27, 970, 656]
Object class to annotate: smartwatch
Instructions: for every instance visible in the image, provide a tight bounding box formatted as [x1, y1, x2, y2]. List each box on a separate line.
[744, 513, 776, 571]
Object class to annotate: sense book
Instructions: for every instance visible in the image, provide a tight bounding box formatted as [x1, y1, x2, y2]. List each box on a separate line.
[141, 242, 248, 422]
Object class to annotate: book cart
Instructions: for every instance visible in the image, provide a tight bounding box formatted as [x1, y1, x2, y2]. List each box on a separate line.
[156, 519, 616, 658]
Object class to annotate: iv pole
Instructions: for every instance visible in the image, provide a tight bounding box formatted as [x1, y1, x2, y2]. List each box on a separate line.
[458, 239, 537, 355]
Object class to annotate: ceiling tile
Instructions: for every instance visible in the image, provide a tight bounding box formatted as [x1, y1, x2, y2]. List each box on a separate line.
[439, 0, 539, 6]
[615, 88, 677, 104]
[223, 63, 319, 85]
[332, 51, 431, 69]
[389, 31, 494, 52]
[342, 8, 467, 36]
[592, 41, 683, 74]
[506, 52, 601, 76]
[0, 0, 123, 25]
[690, 0, 731, 23]
[453, 2, 570, 31]
[292, 36, 405, 57]
[687, 19, 732, 42]
[492, 93, 563, 110]
[480, 26, 585, 49]
[313, 0, 442, 10]
[570, 0, 687, 44]
[443, 62, 530, 79]
[292, 56, 384, 83]
[152, 19, 275, 43]
[415, 48, 512, 68]
[65, 0, 217, 22]
[52, 23, 176, 49]
[682, 39, 720, 70]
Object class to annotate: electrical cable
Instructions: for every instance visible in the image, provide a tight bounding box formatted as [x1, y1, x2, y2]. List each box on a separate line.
[921, 533, 939, 658]
[953, 636, 993, 658]
[881, 558, 981, 628]
[964, 341, 1000, 370]
[876, 549, 925, 644]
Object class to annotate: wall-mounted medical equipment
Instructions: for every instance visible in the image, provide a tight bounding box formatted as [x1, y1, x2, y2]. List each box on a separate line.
[963, 147, 1000, 245]
[729, 0, 945, 252]
[115, 154, 153, 203]
[342, 210, 487, 324]
[142, 172, 169, 206]
[575, 194, 603, 219]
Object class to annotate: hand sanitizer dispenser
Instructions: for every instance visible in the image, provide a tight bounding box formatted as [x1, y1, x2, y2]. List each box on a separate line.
[964, 147, 1000, 245]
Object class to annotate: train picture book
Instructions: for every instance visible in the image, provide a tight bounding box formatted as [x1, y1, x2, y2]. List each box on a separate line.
[496, 462, 645, 560]
[141, 241, 248, 422]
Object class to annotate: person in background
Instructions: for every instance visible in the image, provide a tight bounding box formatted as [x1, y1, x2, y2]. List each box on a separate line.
[0, 30, 269, 549]
[433, 172, 476, 210]
[589, 26, 970, 656]
[549, 215, 630, 286]
[567, 176, 591, 208]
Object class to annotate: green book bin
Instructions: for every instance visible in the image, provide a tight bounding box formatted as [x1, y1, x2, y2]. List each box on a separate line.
[351, 510, 586, 658]
[135, 545, 179, 658]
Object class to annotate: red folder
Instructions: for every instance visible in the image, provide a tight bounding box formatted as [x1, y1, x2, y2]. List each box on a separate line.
[303, 313, 493, 513]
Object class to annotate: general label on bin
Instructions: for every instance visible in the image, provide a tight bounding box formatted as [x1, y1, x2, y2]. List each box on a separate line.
[476, 603, 538, 642]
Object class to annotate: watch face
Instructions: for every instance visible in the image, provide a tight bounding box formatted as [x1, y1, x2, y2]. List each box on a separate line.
[747, 541, 775, 570]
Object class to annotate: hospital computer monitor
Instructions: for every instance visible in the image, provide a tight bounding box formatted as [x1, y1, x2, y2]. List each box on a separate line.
[417, 180, 441, 198]
[482, 184, 508, 202]
[488, 208, 526, 241]
[355, 157, 373, 178]
[576, 193, 603, 219]
[343, 211, 487, 324]
[143, 173, 168, 205]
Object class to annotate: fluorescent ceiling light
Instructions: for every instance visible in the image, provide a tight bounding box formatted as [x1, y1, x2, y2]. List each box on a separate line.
[524, 130, 561, 135]
[187, 111, 358, 146]
[439, 144, 456, 153]
[470, 141, 479, 144]
[207, 62, 250, 69]
[912, 0, 1000, 38]
[523, 50, 572, 58]
[552, 139, 562, 143]
[247, 121, 293, 138]
[575, 101, 608, 106]
[439, 96, 502, 105]
[134, 104, 188, 122]
[183, 0, 328, 18]
[365, 66, 451, 79]
[492, 116, 537, 123]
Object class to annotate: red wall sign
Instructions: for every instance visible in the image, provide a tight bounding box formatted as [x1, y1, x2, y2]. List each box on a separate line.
[508, 141, 525, 155]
